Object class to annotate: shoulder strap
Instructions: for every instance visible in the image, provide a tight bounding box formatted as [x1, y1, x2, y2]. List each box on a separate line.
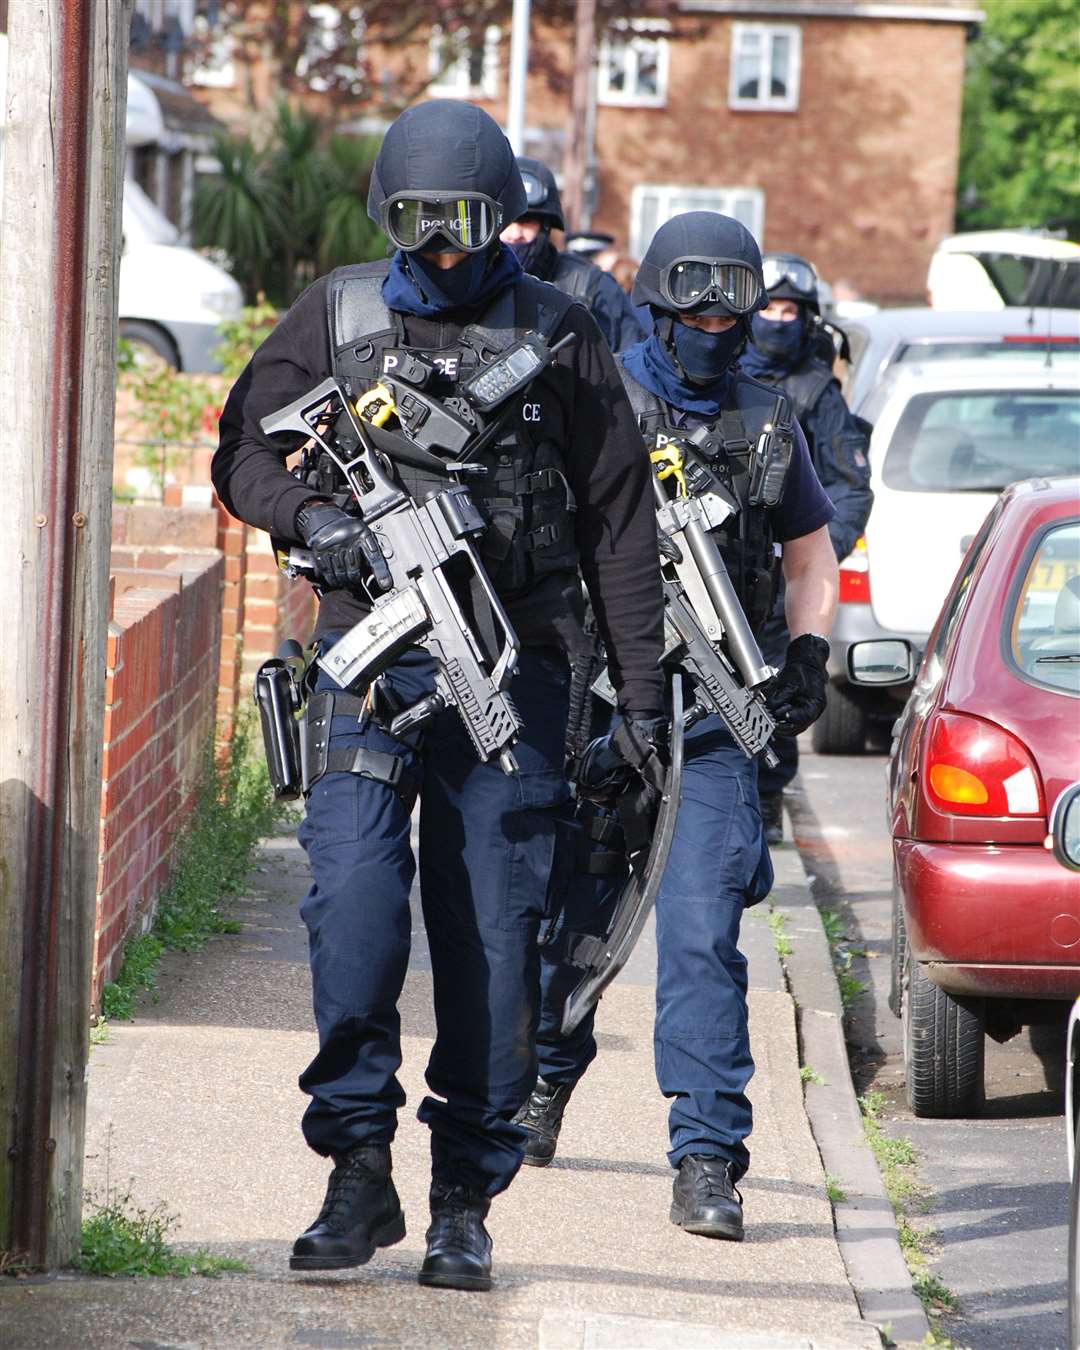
[552, 252, 601, 303]
[465, 274, 576, 354]
[779, 360, 834, 422]
[617, 365, 665, 429]
[326, 262, 394, 354]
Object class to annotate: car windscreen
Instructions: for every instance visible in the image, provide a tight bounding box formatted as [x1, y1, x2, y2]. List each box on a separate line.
[979, 254, 1080, 309]
[882, 388, 1080, 493]
[1009, 518, 1080, 695]
[895, 338, 1080, 365]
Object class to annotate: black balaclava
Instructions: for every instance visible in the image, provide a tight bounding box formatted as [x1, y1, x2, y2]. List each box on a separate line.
[505, 225, 557, 279]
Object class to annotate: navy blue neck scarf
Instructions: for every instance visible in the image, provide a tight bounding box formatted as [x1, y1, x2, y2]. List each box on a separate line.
[381, 244, 523, 317]
[742, 314, 806, 379]
[620, 333, 734, 417]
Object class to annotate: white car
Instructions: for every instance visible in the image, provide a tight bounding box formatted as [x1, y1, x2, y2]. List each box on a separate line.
[817, 360, 1080, 752]
[928, 229, 1080, 312]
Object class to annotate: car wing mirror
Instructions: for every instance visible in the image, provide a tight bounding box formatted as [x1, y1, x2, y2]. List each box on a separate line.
[846, 638, 917, 687]
[1049, 781, 1080, 872]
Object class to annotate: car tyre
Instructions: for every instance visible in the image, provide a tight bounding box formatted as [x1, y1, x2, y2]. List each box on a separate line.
[811, 682, 867, 755]
[120, 320, 180, 371]
[903, 947, 985, 1118]
[888, 882, 907, 1019]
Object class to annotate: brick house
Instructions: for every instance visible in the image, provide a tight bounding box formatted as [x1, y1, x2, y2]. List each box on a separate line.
[143, 0, 981, 304]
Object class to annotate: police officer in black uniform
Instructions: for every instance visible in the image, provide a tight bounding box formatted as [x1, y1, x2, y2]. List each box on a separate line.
[500, 157, 644, 353]
[742, 253, 873, 841]
[518, 213, 839, 1241]
[212, 100, 666, 1292]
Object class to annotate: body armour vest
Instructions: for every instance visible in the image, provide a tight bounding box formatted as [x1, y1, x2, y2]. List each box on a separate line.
[550, 251, 605, 306]
[754, 356, 833, 428]
[620, 367, 788, 634]
[325, 262, 581, 619]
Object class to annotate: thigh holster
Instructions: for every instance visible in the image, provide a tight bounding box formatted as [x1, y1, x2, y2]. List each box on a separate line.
[302, 690, 419, 811]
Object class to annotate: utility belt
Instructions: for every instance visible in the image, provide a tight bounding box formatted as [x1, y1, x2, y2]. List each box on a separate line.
[253, 644, 418, 810]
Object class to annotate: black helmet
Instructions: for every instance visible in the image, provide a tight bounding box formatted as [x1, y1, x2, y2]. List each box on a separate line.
[514, 156, 565, 231]
[368, 100, 527, 252]
[633, 212, 767, 318]
[761, 251, 821, 316]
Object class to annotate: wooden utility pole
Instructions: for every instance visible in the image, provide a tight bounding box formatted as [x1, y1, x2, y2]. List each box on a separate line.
[562, 0, 596, 233]
[0, 0, 130, 1267]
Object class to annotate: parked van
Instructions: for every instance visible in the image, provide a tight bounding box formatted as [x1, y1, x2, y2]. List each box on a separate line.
[928, 229, 1080, 311]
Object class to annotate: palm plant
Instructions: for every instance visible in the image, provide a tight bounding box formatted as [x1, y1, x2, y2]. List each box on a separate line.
[319, 134, 387, 274]
[195, 134, 282, 300]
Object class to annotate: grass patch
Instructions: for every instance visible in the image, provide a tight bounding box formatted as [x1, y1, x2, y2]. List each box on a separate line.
[858, 1092, 960, 1343]
[825, 1174, 846, 1204]
[800, 1064, 825, 1086]
[100, 716, 279, 1021]
[79, 1189, 247, 1279]
[818, 905, 868, 1012]
[766, 907, 793, 958]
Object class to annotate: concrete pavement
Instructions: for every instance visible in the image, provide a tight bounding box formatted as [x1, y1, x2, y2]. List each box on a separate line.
[1, 825, 884, 1350]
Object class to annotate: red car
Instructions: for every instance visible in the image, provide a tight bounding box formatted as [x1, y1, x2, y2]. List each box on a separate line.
[851, 476, 1080, 1117]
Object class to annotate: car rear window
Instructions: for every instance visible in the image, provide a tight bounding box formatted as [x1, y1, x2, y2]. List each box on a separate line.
[1009, 519, 1080, 695]
[895, 339, 1080, 365]
[882, 389, 1080, 493]
[978, 255, 1080, 309]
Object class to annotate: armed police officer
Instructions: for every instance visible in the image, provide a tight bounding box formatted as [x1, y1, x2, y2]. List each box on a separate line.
[742, 253, 873, 840]
[500, 157, 644, 353]
[212, 100, 666, 1292]
[518, 213, 838, 1241]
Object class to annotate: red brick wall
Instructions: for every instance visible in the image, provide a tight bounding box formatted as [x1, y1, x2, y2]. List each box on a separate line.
[241, 535, 316, 681]
[94, 550, 224, 1001]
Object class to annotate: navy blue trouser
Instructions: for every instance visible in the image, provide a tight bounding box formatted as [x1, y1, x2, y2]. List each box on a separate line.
[297, 643, 570, 1197]
[536, 714, 773, 1178]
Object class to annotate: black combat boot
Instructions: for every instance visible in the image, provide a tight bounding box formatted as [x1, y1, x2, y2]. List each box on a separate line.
[760, 791, 784, 846]
[670, 1154, 744, 1241]
[513, 1077, 576, 1167]
[417, 1181, 493, 1291]
[290, 1143, 406, 1271]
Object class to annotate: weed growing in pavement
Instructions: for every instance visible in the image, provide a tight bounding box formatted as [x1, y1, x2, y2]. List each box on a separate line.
[825, 1174, 847, 1204]
[858, 1092, 961, 1344]
[766, 907, 793, 958]
[800, 1065, 825, 1086]
[79, 1189, 248, 1278]
[100, 716, 280, 1021]
[818, 905, 868, 1012]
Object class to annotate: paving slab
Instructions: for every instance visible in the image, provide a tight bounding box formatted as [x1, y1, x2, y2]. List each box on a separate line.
[0, 830, 880, 1350]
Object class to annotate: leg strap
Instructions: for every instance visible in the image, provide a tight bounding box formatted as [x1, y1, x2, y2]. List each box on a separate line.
[302, 690, 417, 808]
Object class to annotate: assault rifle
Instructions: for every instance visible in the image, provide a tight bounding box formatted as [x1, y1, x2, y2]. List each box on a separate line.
[261, 377, 523, 774]
[650, 438, 778, 766]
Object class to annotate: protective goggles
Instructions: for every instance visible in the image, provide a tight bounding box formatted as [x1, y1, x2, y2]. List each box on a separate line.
[659, 257, 765, 314]
[762, 255, 818, 297]
[519, 170, 547, 209]
[383, 191, 501, 253]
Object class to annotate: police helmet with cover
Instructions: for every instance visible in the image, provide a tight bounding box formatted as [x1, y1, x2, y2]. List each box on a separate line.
[761, 252, 821, 316]
[514, 157, 566, 231]
[368, 100, 527, 254]
[633, 212, 768, 319]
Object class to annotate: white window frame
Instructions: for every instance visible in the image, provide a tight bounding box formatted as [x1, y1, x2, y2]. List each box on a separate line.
[598, 20, 670, 108]
[728, 22, 801, 112]
[427, 25, 501, 100]
[629, 184, 765, 261]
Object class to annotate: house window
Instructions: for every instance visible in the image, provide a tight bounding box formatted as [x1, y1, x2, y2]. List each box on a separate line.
[598, 22, 669, 108]
[729, 23, 801, 112]
[428, 26, 500, 100]
[630, 185, 765, 261]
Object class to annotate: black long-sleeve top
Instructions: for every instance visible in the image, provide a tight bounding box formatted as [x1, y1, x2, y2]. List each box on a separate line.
[212, 274, 665, 712]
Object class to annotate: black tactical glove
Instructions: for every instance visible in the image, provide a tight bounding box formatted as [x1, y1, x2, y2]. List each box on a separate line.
[576, 711, 670, 802]
[296, 500, 392, 594]
[765, 633, 831, 737]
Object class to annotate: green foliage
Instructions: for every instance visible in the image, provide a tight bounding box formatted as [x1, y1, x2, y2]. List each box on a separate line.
[212, 298, 280, 382]
[819, 906, 867, 1011]
[196, 100, 387, 306]
[825, 1174, 846, 1204]
[79, 1189, 247, 1278]
[800, 1064, 825, 1086]
[116, 351, 217, 499]
[766, 907, 793, 958]
[957, 0, 1080, 233]
[101, 718, 279, 1022]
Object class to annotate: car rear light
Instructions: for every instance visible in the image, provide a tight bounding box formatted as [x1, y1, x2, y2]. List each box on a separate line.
[924, 710, 1045, 819]
[1002, 334, 1079, 345]
[839, 536, 871, 604]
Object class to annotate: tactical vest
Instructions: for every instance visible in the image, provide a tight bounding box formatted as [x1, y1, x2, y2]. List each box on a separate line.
[620, 367, 788, 634]
[325, 262, 580, 606]
[550, 251, 605, 307]
[754, 356, 834, 426]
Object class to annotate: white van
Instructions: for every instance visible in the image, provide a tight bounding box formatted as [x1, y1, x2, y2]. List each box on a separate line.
[928, 229, 1080, 311]
[119, 176, 242, 371]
